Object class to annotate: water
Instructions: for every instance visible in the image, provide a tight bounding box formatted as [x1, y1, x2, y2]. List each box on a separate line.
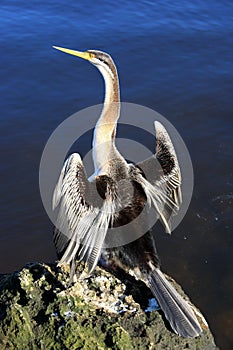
[1, 1, 233, 348]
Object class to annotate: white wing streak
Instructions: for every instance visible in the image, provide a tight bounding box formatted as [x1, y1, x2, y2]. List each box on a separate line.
[154, 122, 182, 214]
[136, 121, 182, 233]
[53, 153, 114, 274]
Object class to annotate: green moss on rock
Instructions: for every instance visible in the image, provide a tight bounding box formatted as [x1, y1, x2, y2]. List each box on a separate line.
[0, 263, 218, 350]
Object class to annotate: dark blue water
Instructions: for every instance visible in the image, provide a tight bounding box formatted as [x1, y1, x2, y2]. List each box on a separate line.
[1, 1, 233, 348]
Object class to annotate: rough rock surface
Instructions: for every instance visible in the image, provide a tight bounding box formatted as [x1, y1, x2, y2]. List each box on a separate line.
[0, 262, 217, 350]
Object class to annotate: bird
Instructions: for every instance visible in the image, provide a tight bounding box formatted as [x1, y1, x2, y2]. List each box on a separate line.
[52, 46, 205, 338]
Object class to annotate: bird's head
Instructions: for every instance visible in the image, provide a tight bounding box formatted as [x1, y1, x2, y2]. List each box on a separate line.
[53, 46, 116, 80]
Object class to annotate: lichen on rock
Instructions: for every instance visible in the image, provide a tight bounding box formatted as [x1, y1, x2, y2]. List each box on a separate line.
[0, 262, 217, 350]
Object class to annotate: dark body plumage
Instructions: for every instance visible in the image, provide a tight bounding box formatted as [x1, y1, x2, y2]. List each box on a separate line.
[52, 47, 206, 338]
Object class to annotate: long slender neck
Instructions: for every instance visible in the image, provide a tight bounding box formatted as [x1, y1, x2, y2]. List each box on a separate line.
[92, 62, 121, 173]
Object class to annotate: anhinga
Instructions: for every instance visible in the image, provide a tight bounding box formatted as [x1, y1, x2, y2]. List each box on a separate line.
[52, 46, 205, 338]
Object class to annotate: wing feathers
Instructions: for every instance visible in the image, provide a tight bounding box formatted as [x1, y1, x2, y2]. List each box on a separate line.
[53, 153, 114, 276]
[136, 121, 182, 233]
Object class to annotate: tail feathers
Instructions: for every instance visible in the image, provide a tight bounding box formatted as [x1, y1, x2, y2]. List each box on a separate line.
[148, 268, 203, 338]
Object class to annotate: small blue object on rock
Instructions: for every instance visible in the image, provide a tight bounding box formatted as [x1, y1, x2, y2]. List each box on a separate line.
[145, 298, 160, 312]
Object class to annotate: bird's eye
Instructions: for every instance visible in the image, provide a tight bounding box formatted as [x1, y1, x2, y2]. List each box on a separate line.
[89, 53, 95, 59]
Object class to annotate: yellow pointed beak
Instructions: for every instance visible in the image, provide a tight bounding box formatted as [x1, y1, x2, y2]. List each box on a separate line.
[53, 46, 94, 60]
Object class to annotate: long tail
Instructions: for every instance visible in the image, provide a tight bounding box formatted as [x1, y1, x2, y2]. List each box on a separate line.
[148, 268, 204, 338]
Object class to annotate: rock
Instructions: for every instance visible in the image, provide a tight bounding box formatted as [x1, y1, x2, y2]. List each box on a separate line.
[0, 262, 217, 350]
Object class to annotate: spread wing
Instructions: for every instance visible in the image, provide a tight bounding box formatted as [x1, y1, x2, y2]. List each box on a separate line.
[53, 153, 115, 277]
[136, 121, 182, 233]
